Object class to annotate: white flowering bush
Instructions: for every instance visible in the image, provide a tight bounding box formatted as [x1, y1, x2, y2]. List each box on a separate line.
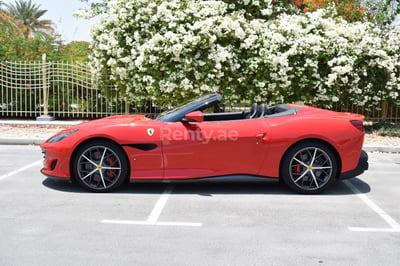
[90, 0, 400, 107]
[244, 9, 400, 106]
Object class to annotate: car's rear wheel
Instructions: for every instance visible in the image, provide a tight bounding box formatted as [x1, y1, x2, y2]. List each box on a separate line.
[280, 141, 338, 194]
[72, 140, 129, 192]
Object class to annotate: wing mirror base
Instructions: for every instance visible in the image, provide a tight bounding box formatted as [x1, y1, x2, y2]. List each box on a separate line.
[182, 111, 204, 123]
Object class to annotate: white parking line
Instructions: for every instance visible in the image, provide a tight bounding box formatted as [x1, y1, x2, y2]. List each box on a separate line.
[344, 180, 400, 233]
[101, 220, 202, 227]
[101, 184, 202, 227]
[0, 160, 42, 182]
[147, 184, 174, 224]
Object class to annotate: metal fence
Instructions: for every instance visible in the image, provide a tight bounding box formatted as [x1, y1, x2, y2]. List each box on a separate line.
[329, 101, 400, 123]
[1, 56, 399, 122]
[0, 56, 142, 119]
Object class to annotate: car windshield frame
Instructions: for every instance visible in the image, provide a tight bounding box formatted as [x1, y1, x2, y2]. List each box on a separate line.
[155, 93, 222, 122]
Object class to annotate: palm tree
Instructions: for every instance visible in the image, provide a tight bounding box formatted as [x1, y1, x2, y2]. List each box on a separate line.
[5, 0, 54, 36]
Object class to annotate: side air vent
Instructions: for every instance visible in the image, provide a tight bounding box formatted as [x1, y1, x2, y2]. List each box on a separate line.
[124, 144, 158, 151]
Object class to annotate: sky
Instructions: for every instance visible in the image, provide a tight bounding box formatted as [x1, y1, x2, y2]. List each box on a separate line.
[3, 0, 98, 43]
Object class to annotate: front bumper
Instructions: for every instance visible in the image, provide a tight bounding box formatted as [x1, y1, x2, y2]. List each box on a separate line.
[40, 145, 72, 179]
[338, 150, 369, 180]
[41, 168, 71, 180]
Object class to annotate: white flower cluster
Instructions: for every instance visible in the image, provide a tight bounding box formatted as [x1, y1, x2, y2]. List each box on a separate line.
[73, 8, 93, 19]
[90, 0, 400, 107]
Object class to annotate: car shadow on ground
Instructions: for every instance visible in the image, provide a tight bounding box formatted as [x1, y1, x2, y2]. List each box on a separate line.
[42, 176, 371, 196]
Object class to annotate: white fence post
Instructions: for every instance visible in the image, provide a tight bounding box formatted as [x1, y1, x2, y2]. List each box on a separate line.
[36, 53, 54, 121]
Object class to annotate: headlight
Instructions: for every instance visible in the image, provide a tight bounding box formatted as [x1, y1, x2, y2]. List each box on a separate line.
[47, 129, 79, 143]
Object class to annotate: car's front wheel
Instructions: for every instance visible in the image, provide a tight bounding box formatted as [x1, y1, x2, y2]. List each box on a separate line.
[280, 141, 338, 194]
[72, 140, 129, 192]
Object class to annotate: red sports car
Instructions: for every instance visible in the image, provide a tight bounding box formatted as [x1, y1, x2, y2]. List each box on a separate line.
[40, 94, 368, 194]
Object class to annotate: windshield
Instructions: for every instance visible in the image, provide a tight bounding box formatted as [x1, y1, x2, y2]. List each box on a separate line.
[155, 94, 221, 122]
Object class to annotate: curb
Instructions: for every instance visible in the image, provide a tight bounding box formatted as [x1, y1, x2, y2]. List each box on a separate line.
[363, 146, 400, 153]
[0, 138, 46, 145]
[0, 120, 83, 127]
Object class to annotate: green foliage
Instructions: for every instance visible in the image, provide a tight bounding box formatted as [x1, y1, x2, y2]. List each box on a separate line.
[0, 0, 91, 62]
[364, 0, 400, 26]
[5, 0, 54, 36]
[0, 10, 53, 60]
[58, 41, 91, 62]
[0, 8, 90, 62]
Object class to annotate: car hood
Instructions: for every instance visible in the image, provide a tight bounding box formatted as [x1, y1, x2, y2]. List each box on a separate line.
[52, 115, 157, 136]
[74, 114, 154, 128]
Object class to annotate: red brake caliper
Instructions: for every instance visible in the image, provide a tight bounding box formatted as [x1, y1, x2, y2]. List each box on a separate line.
[294, 156, 302, 174]
[107, 157, 115, 179]
[295, 165, 301, 174]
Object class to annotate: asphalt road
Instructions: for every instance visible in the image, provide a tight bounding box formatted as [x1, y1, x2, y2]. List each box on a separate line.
[0, 145, 399, 266]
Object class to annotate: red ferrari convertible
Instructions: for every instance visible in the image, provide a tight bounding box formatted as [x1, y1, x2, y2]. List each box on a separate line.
[40, 94, 368, 194]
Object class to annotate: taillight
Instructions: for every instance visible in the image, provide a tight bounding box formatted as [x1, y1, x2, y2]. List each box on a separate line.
[350, 120, 364, 132]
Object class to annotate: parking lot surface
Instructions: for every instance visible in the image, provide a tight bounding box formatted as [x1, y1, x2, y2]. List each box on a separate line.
[0, 145, 399, 266]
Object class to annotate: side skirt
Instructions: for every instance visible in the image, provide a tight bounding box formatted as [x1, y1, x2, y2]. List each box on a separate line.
[129, 174, 278, 183]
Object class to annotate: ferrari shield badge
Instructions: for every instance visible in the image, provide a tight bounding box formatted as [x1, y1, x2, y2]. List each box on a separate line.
[147, 128, 155, 136]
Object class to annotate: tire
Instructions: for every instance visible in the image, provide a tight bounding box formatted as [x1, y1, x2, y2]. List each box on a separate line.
[280, 141, 338, 194]
[72, 140, 129, 192]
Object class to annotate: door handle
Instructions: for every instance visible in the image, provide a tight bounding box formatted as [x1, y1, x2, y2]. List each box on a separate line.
[256, 133, 268, 143]
[256, 133, 266, 138]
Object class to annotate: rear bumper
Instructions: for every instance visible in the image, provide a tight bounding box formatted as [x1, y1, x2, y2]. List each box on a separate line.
[338, 150, 368, 180]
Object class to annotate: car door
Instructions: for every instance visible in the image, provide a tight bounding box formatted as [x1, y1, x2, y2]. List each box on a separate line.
[161, 118, 270, 179]
[124, 123, 164, 179]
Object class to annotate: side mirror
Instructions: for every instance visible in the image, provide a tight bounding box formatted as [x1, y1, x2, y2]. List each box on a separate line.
[182, 111, 204, 123]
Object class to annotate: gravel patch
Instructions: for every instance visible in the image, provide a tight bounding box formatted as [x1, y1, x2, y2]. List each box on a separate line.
[364, 133, 400, 147]
[0, 125, 69, 140]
